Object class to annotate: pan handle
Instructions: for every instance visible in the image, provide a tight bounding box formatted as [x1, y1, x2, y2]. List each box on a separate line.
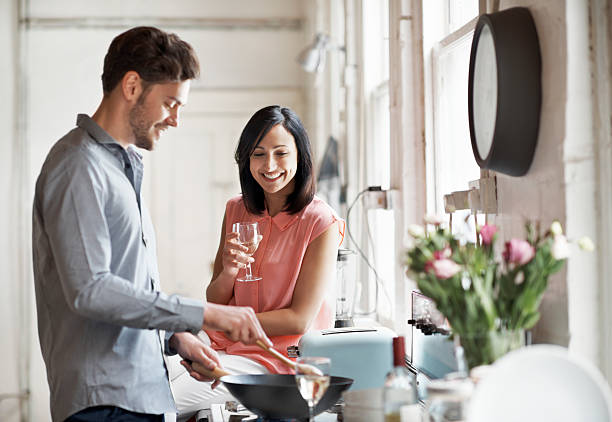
[190, 361, 232, 379]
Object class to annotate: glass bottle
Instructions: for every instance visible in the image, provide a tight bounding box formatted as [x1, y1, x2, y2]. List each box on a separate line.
[384, 336, 419, 422]
[423, 378, 473, 422]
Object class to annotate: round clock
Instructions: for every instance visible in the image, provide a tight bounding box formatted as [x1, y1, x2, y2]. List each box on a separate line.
[468, 7, 542, 177]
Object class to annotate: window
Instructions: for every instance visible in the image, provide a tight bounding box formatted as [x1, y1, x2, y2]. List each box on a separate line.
[344, 0, 483, 326]
[349, 0, 395, 322]
[423, 0, 482, 241]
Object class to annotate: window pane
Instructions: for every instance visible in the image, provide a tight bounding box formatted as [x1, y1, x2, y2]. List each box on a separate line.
[358, 0, 392, 320]
[430, 33, 481, 242]
[369, 85, 394, 320]
[432, 34, 480, 203]
[448, 0, 479, 32]
[363, 0, 389, 90]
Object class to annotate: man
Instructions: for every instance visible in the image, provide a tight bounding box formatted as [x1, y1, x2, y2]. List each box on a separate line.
[32, 26, 269, 422]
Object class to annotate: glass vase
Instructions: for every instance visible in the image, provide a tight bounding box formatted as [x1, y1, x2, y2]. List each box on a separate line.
[455, 328, 525, 370]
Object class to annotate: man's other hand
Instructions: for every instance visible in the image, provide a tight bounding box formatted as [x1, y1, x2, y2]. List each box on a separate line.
[169, 332, 223, 388]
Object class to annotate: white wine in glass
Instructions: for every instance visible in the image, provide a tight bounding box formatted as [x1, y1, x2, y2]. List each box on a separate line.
[232, 222, 262, 282]
[295, 356, 331, 422]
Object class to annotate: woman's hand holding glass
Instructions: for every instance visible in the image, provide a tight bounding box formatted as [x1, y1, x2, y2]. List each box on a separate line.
[221, 231, 251, 279]
[228, 222, 262, 282]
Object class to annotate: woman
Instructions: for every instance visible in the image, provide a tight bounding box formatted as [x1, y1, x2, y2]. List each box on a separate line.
[169, 105, 344, 420]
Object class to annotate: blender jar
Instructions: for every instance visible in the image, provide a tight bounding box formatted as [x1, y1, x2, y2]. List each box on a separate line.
[335, 248, 356, 327]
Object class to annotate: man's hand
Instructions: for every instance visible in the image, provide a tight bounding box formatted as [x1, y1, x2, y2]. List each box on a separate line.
[169, 332, 223, 388]
[203, 302, 272, 346]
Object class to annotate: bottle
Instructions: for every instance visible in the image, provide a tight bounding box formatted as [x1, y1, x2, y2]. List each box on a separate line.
[423, 377, 473, 422]
[383, 336, 419, 422]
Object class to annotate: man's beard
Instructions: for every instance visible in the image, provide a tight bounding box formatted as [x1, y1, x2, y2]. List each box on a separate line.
[128, 93, 158, 151]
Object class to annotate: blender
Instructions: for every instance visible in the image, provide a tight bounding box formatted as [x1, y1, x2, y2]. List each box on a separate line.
[335, 248, 356, 328]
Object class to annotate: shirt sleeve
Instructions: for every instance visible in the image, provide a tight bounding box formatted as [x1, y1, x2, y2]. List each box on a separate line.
[308, 198, 346, 246]
[37, 153, 204, 333]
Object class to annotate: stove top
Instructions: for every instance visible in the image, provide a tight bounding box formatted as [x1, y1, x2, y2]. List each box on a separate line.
[202, 403, 339, 422]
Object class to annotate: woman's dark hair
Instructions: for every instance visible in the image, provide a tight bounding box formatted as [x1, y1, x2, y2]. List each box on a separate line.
[235, 105, 316, 215]
[101, 26, 200, 94]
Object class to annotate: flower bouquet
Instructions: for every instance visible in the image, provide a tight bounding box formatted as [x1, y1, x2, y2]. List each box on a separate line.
[404, 217, 593, 369]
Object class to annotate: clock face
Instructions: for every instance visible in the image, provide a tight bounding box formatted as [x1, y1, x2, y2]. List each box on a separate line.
[472, 23, 498, 160]
[468, 8, 541, 176]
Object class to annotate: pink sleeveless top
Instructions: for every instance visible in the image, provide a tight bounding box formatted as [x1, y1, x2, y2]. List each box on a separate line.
[206, 195, 345, 373]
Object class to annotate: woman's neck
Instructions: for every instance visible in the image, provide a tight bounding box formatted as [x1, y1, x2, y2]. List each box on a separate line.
[265, 195, 286, 217]
[263, 180, 295, 217]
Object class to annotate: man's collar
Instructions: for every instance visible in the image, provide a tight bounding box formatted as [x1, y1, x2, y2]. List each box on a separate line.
[77, 114, 142, 160]
[76, 114, 120, 146]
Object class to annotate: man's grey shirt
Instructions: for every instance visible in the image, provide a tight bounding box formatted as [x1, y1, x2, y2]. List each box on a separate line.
[32, 114, 204, 421]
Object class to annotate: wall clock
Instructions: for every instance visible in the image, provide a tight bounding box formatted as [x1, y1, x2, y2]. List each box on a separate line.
[468, 7, 542, 177]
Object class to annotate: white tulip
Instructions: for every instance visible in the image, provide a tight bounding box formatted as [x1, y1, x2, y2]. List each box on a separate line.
[514, 271, 525, 285]
[424, 214, 446, 226]
[577, 236, 595, 252]
[550, 221, 563, 236]
[408, 224, 426, 238]
[551, 234, 570, 260]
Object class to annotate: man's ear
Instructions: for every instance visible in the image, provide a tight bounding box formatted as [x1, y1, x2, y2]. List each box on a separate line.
[121, 71, 143, 102]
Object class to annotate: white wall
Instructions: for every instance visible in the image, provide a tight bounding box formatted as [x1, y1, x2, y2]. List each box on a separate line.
[564, 0, 611, 377]
[0, 0, 27, 421]
[490, 0, 569, 346]
[490, 0, 610, 376]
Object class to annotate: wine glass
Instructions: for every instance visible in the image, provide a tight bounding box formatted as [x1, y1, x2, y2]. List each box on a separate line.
[295, 356, 331, 422]
[232, 222, 262, 282]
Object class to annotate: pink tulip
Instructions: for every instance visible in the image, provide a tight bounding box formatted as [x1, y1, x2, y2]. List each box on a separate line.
[426, 258, 461, 279]
[503, 239, 535, 266]
[480, 224, 498, 245]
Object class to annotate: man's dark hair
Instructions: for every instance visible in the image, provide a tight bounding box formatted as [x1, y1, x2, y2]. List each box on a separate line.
[235, 105, 316, 215]
[101, 26, 200, 94]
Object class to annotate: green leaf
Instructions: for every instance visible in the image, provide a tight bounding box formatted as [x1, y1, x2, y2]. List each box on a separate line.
[521, 311, 541, 329]
[549, 259, 565, 274]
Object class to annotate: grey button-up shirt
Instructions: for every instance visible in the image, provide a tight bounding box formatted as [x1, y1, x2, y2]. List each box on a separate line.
[32, 114, 205, 421]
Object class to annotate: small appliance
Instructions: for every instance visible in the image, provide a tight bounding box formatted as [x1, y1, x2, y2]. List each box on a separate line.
[407, 291, 458, 400]
[298, 326, 396, 391]
[334, 249, 356, 328]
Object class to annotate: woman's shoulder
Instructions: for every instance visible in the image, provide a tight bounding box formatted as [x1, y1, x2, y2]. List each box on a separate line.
[300, 196, 345, 245]
[301, 196, 340, 220]
[225, 195, 246, 214]
[227, 194, 243, 206]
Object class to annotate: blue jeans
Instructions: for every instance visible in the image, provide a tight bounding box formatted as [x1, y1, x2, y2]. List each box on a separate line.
[65, 406, 164, 422]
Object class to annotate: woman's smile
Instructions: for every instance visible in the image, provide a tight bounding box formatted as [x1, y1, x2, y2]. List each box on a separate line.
[262, 171, 285, 181]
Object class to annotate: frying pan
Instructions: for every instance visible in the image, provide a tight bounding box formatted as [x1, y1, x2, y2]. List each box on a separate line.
[190, 343, 352, 419]
[220, 374, 353, 420]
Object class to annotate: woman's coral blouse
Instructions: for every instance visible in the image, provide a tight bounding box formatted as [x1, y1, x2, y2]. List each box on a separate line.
[205, 195, 345, 373]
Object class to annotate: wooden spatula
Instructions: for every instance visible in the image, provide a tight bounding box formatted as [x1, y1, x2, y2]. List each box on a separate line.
[255, 340, 323, 376]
